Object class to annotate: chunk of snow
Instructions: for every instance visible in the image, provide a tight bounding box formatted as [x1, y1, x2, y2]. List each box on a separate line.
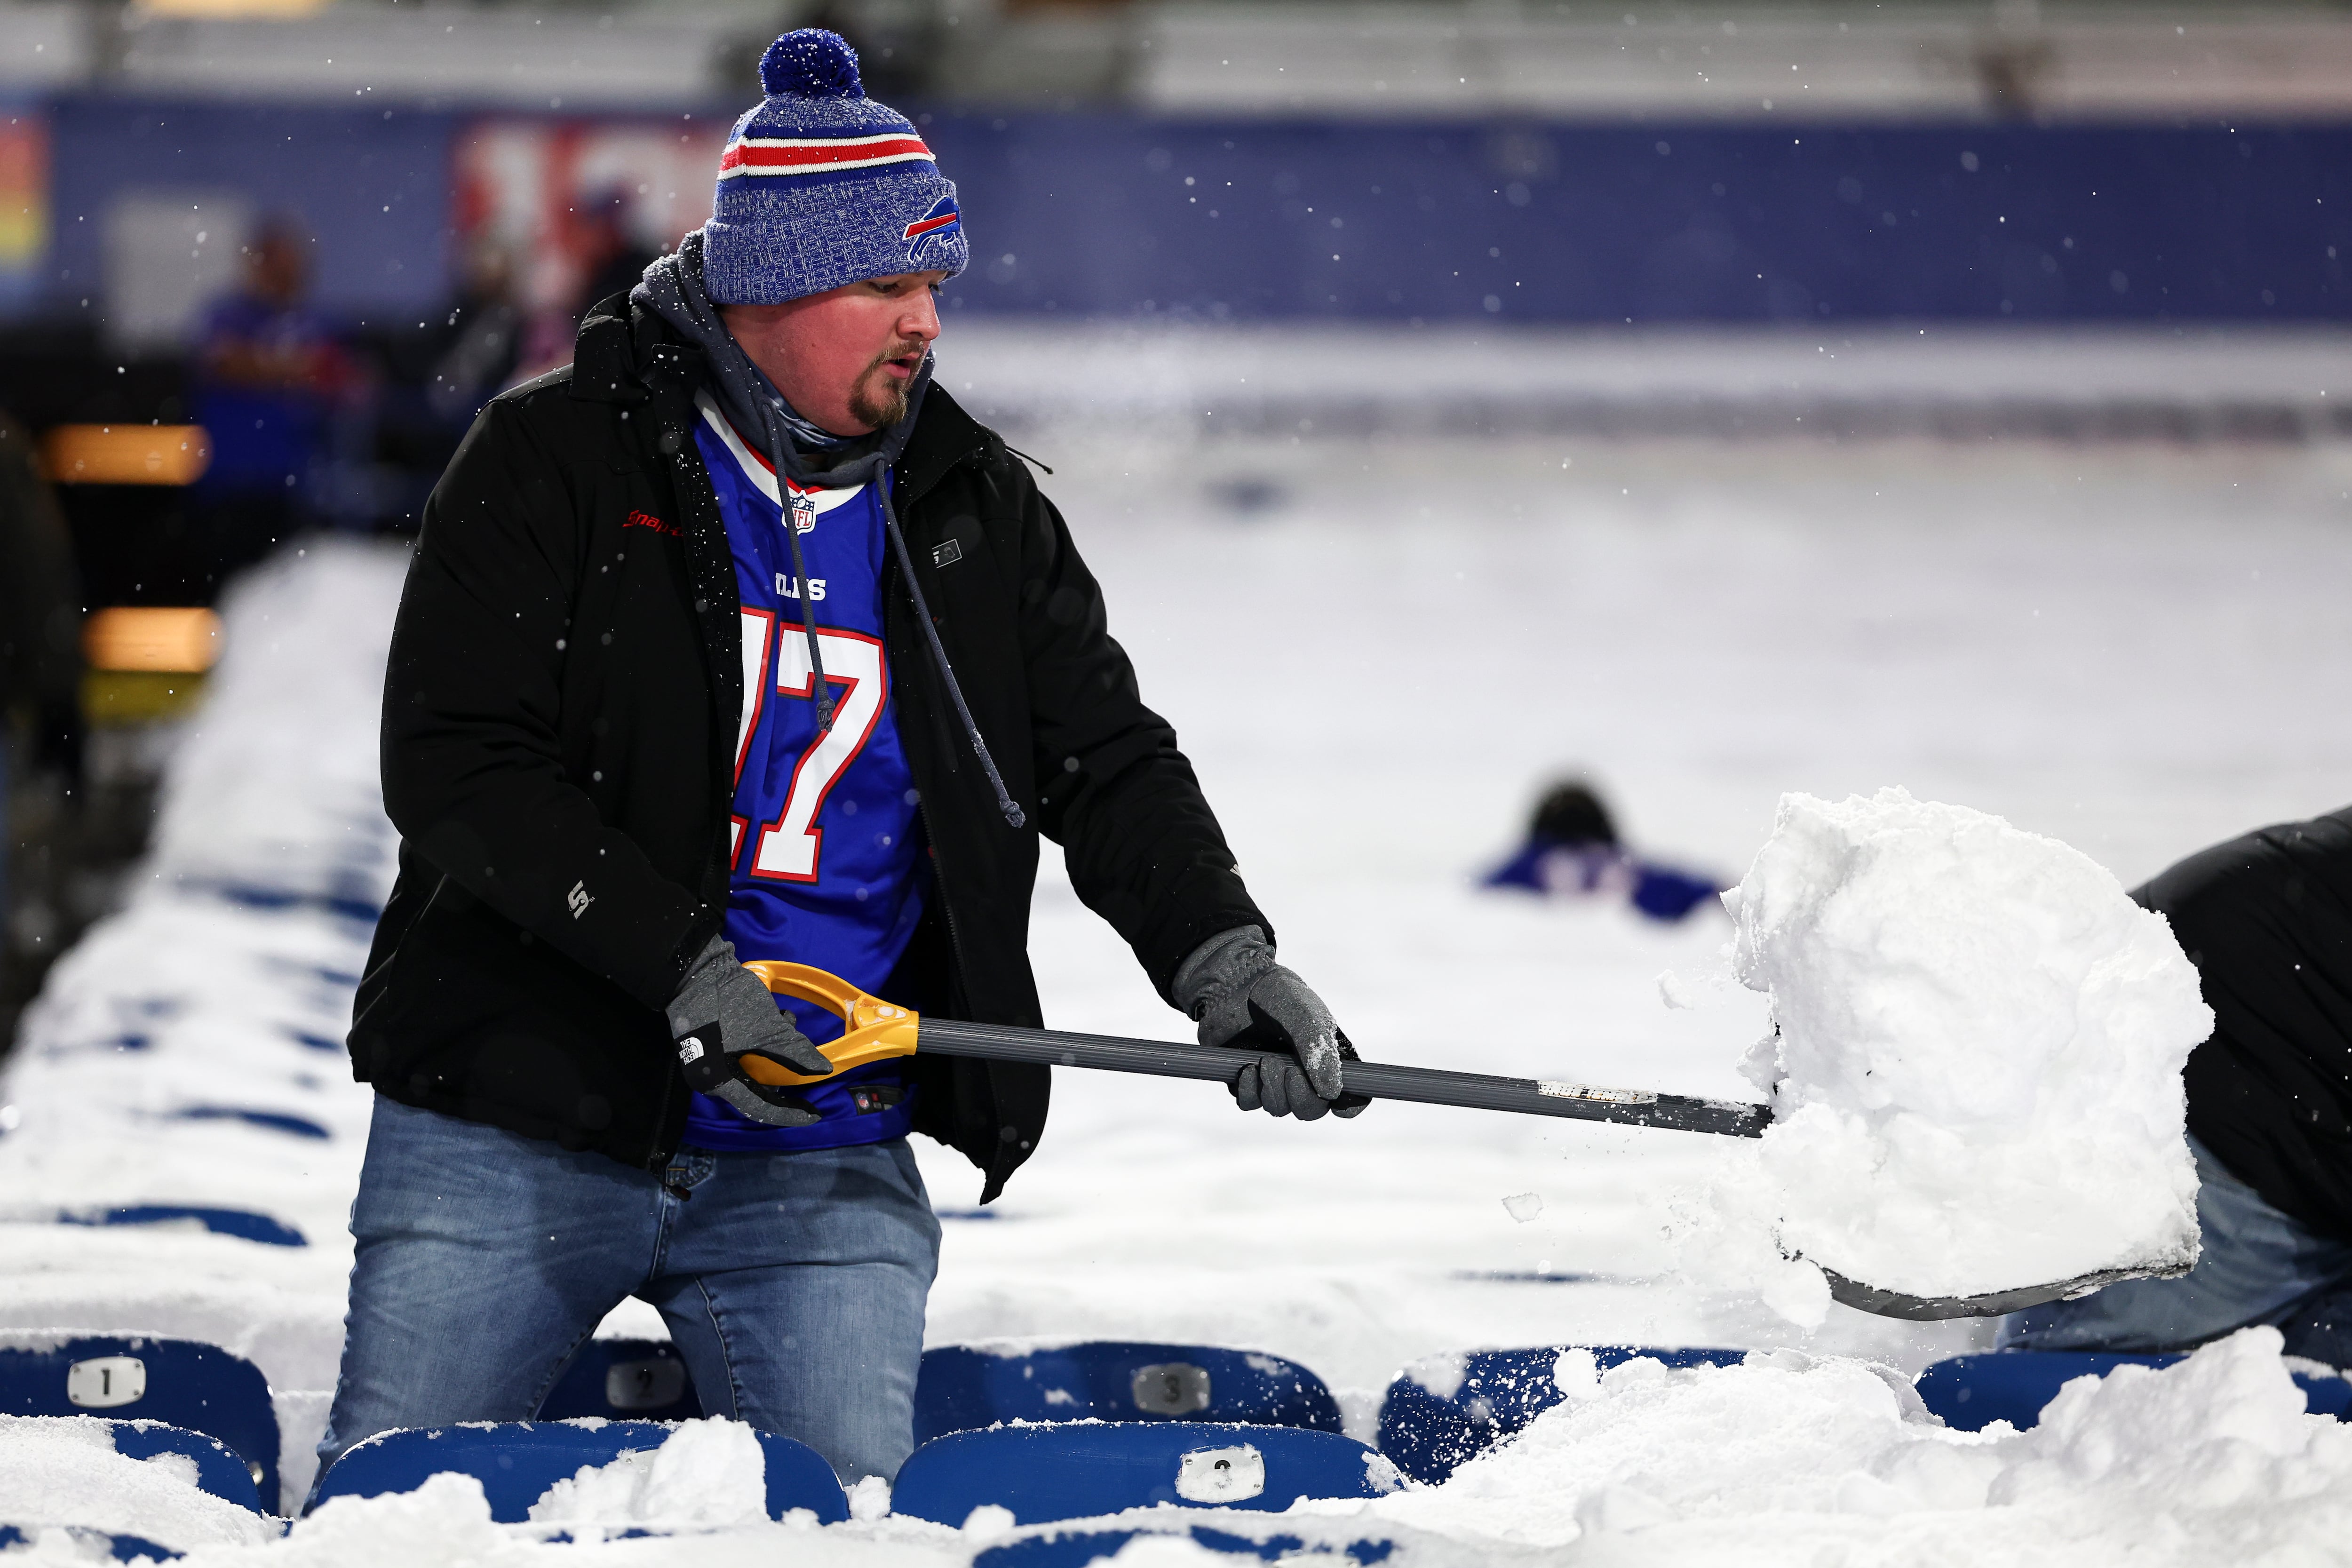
[1719, 788, 2207, 1302]
[845, 1472, 891, 1522]
[1102, 1536, 1237, 1565]
[1501, 1193, 1544, 1223]
[1405, 1351, 1468, 1401]
[526, 1417, 768, 1530]
[1552, 1348, 1602, 1401]
[240, 1472, 510, 1567]
[960, 1503, 1017, 1538]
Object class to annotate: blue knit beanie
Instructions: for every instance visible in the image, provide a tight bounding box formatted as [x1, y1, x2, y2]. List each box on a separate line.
[700, 30, 968, 305]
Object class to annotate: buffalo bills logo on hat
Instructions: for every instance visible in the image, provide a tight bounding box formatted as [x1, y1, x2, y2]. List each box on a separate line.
[903, 196, 961, 270]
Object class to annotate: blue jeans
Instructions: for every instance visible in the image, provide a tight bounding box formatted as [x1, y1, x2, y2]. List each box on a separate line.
[317, 1095, 940, 1500]
[1999, 1136, 2352, 1360]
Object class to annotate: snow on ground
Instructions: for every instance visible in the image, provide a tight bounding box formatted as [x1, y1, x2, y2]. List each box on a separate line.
[1370, 1327, 2352, 1565]
[0, 1415, 283, 1552]
[936, 320, 2352, 442]
[4, 332, 2352, 1559]
[19, 1328, 2343, 1566]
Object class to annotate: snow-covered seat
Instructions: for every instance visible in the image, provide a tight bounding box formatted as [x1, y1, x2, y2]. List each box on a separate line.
[0, 1417, 267, 1516]
[307, 1420, 848, 1523]
[0, 1335, 279, 1506]
[56, 1205, 306, 1248]
[914, 1342, 1342, 1445]
[971, 1522, 1401, 1567]
[1375, 1345, 1746, 1483]
[890, 1421, 1398, 1528]
[536, 1338, 703, 1423]
[1916, 1352, 2352, 1433]
[0, 1523, 183, 1562]
[165, 1106, 332, 1140]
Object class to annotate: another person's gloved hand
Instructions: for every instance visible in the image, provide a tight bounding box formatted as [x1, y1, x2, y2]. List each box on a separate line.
[1172, 925, 1368, 1121]
[665, 935, 834, 1127]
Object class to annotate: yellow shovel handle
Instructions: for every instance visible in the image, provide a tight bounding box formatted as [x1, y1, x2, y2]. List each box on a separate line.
[737, 961, 922, 1087]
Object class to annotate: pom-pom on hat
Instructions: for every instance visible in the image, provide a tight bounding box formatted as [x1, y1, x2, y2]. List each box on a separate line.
[700, 29, 967, 305]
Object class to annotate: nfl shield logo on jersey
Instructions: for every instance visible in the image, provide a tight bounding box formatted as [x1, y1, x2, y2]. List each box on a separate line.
[787, 488, 818, 535]
[903, 196, 961, 271]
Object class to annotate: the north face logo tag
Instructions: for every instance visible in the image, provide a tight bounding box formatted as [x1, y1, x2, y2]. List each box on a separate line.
[677, 1035, 706, 1065]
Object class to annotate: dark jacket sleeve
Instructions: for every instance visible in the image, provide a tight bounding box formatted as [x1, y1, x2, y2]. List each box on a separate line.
[381, 390, 702, 1011]
[1009, 467, 1268, 998]
[0, 415, 84, 760]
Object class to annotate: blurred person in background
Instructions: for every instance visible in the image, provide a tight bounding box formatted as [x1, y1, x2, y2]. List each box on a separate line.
[0, 413, 83, 1020]
[2001, 808, 2352, 1367]
[424, 234, 524, 428]
[324, 30, 1366, 1494]
[1482, 778, 1722, 923]
[188, 220, 364, 581]
[510, 189, 663, 384]
[573, 186, 660, 322]
[374, 235, 525, 529]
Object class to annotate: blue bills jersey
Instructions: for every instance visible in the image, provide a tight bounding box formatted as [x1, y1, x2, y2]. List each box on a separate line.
[686, 393, 925, 1151]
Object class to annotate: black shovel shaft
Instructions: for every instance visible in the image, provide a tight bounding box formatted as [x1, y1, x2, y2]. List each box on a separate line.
[918, 1018, 1772, 1138]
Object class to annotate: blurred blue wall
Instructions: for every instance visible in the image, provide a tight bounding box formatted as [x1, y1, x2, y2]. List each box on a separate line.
[24, 96, 2352, 326]
[930, 114, 2352, 323]
[41, 97, 453, 329]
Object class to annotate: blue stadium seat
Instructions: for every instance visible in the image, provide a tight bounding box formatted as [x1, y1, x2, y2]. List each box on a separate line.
[975, 1525, 1397, 1567]
[890, 1422, 1396, 1528]
[58, 1206, 306, 1247]
[915, 1342, 1342, 1445]
[0, 1523, 184, 1562]
[1376, 1345, 1746, 1483]
[111, 1420, 269, 1514]
[1917, 1352, 2352, 1433]
[0, 1337, 279, 1507]
[308, 1420, 848, 1523]
[0, 1417, 265, 1516]
[167, 1106, 331, 1140]
[536, 1338, 703, 1422]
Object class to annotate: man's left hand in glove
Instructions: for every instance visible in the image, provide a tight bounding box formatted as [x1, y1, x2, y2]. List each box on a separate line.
[1172, 925, 1369, 1121]
[665, 934, 834, 1127]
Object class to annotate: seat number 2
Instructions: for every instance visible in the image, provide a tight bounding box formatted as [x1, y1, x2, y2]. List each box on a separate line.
[733, 613, 888, 883]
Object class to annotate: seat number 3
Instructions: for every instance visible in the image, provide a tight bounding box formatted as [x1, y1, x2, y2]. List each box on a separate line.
[733, 613, 888, 883]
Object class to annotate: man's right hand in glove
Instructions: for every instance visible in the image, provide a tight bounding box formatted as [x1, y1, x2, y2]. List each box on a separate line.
[1172, 925, 1369, 1122]
[665, 935, 835, 1127]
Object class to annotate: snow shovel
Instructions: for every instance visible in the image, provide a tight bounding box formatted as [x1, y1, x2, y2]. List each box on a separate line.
[742, 962, 2179, 1322]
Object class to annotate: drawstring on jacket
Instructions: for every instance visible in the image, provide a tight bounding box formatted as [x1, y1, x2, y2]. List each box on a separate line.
[867, 459, 1026, 830]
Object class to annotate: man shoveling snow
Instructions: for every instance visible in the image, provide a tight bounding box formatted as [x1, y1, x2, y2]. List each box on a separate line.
[2001, 804, 2352, 1364]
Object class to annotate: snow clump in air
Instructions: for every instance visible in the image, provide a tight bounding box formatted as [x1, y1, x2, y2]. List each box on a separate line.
[1717, 788, 2208, 1312]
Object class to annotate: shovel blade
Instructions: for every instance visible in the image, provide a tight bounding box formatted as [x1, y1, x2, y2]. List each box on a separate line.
[1821, 1262, 2191, 1321]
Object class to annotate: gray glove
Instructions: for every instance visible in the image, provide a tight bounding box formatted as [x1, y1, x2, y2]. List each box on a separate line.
[665, 935, 834, 1127]
[1172, 925, 1367, 1122]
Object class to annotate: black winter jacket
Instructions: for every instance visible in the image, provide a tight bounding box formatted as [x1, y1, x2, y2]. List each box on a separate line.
[2140, 807, 2352, 1242]
[349, 295, 1267, 1200]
